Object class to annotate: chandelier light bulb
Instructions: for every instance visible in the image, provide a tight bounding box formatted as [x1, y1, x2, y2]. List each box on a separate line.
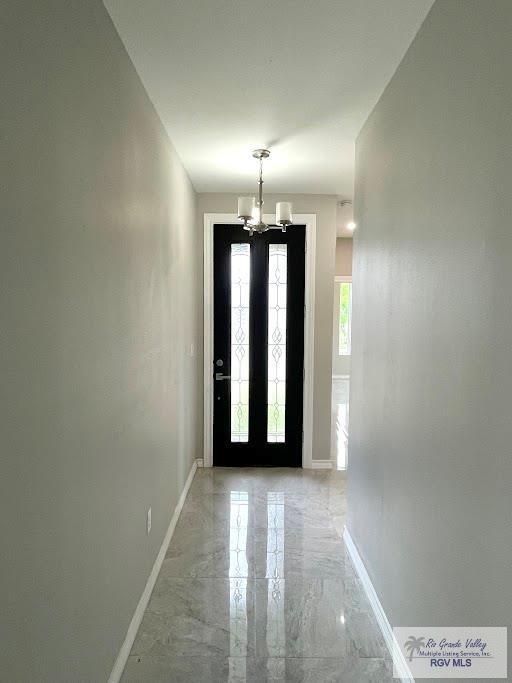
[276, 202, 292, 226]
[238, 196, 255, 220]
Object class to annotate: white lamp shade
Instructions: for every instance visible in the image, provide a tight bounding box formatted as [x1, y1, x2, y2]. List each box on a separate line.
[276, 201, 292, 225]
[238, 196, 255, 219]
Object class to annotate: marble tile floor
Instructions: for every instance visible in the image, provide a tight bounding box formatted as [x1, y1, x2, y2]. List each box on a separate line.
[121, 468, 392, 682]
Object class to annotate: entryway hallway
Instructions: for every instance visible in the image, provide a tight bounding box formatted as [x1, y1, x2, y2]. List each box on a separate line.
[121, 468, 392, 682]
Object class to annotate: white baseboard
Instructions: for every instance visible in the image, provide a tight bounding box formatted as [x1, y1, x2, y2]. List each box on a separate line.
[343, 527, 414, 683]
[195, 458, 204, 468]
[310, 459, 333, 469]
[108, 459, 198, 683]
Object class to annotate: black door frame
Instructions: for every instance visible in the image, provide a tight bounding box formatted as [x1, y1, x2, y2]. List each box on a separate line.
[203, 214, 315, 469]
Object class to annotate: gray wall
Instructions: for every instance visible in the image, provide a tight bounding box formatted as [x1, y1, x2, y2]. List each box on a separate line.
[197, 193, 337, 461]
[335, 238, 353, 277]
[1, 2, 201, 681]
[348, 0, 512, 677]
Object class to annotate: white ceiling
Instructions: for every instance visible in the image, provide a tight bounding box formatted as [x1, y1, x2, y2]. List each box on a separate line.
[105, 0, 433, 196]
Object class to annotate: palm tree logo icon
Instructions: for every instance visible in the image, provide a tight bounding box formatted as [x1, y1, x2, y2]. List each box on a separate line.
[404, 636, 426, 661]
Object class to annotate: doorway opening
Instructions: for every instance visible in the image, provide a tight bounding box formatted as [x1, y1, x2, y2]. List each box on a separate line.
[331, 276, 352, 470]
[203, 214, 316, 469]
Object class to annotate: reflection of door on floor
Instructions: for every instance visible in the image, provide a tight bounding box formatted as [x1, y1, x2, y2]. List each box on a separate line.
[331, 377, 349, 470]
[213, 224, 306, 467]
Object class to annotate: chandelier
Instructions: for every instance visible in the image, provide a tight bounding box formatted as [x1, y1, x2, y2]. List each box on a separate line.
[237, 149, 293, 235]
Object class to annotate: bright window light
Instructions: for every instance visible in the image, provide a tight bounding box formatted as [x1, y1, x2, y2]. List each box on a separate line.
[338, 282, 352, 356]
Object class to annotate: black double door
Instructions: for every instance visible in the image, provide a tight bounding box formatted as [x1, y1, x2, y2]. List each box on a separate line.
[213, 224, 306, 467]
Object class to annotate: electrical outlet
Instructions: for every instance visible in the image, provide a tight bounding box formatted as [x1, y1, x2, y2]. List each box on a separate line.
[146, 507, 152, 535]
[189, 343, 195, 357]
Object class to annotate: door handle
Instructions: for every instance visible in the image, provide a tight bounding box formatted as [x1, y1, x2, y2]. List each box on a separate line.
[215, 372, 231, 381]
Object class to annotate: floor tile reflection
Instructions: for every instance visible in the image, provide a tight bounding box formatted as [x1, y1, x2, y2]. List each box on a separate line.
[121, 468, 391, 682]
[331, 376, 350, 470]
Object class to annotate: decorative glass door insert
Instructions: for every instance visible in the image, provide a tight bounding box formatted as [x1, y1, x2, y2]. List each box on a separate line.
[231, 244, 250, 442]
[267, 245, 287, 442]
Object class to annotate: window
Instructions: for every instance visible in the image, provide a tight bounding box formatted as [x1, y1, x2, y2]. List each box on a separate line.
[338, 281, 352, 356]
[231, 244, 250, 442]
[267, 244, 287, 442]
